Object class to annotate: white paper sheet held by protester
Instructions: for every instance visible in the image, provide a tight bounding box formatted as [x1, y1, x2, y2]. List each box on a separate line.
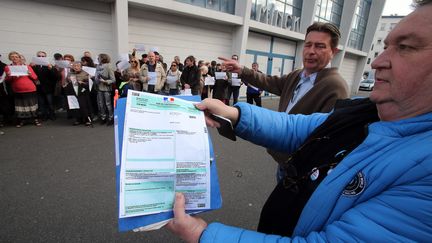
[204, 76, 215, 86]
[147, 72, 157, 85]
[135, 44, 146, 51]
[180, 89, 192, 96]
[231, 78, 241, 86]
[231, 73, 238, 78]
[67, 95, 80, 109]
[31, 57, 50, 66]
[88, 78, 94, 91]
[9, 65, 29, 76]
[119, 91, 211, 218]
[166, 75, 177, 84]
[215, 72, 226, 80]
[117, 60, 130, 72]
[55, 60, 71, 69]
[82, 66, 96, 77]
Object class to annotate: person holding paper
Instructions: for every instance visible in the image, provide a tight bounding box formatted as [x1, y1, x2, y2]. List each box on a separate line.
[226, 54, 241, 105]
[122, 57, 142, 92]
[95, 53, 116, 126]
[31, 51, 58, 121]
[200, 65, 210, 100]
[180, 55, 201, 95]
[63, 62, 92, 126]
[212, 64, 229, 105]
[4, 51, 41, 127]
[139, 51, 166, 94]
[166, 61, 182, 95]
[246, 63, 263, 107]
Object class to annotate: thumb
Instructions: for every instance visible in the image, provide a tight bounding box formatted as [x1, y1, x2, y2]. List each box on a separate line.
[173, 192, 186, 220]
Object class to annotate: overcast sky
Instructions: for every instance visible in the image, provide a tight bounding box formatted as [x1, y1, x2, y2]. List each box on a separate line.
[382, 0, 414, 16]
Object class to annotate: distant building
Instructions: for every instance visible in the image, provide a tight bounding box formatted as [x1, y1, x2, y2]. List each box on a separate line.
[363, 15, 405, 78]
[0, 0, 385, 96]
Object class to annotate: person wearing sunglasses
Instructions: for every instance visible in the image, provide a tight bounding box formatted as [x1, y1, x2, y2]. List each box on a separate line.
[122, 57, 142, 92]
[166, 62, 181, 95]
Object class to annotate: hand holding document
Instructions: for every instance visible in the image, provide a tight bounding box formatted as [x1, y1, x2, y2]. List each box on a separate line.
[147, 72, 157, 85]
[119, 91, 211, 218]
[8, 65, 29, 76]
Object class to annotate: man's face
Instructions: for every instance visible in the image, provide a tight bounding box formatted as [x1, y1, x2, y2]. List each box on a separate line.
[370, 5, 432, 120]
[185, 58, 193, 67]
[302, 31, 336, 75]
[252, 63, 259, 71]
[72, 63, 82, 72]
[147, 52, 155, 63]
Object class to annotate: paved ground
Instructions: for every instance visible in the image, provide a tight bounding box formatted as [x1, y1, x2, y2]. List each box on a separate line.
[0, 97, 283, 243]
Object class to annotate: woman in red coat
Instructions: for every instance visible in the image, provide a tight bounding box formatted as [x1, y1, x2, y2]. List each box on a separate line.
[4, 51, 41, 127]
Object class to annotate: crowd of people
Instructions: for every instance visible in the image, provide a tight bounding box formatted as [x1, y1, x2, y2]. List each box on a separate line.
[0, 50, 257, 129]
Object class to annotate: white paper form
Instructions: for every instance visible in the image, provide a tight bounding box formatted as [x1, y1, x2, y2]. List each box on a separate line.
[31, 57, 50, 66]
[166, 75, 177, 84]
[215, 72, 226, 80]
[8, 65, 29, 76]
[204, 77, 215, 86]
[231, 78, 242, 86]
[119, 91, 211, 218]
[148, 72, 157, 85]
[82, 66, 96, 77]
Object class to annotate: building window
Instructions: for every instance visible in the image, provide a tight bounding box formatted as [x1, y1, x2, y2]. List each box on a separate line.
[374, 52, 379, 57]
[370, 44, 374, 51]
[348, 0, 371, 50]
[377, 38, 382, 45]
[367, 58, 371, 64]
[250, 0, 303, 32]
[176, 0, 236, 14]
[380, 22, 386, 31]
[315, 0, 344, 27]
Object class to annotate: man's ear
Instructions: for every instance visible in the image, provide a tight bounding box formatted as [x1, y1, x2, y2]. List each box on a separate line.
[332, 48, 339, 55]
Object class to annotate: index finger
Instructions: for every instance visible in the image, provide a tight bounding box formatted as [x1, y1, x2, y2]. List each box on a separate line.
[218, 57, 230, 62]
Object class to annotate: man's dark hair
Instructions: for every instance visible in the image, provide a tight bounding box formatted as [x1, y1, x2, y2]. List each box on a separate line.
[211, 60, 217, 66]
[141, 54, 148, 58]
[154, 51, 159, 56]
[306, 22, 341, 49]
[413, 0, 432, 8]
[53, 53, 63, 61]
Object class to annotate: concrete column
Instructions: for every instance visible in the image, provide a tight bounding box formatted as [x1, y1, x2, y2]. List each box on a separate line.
[293, 0, 317, 69]
[332, 0, 358, 68]
[112, 0, 129, 60]
[232, 0, 251, 64]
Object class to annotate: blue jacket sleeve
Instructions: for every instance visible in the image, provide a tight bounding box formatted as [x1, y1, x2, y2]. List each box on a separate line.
[234, 102, 329, 154]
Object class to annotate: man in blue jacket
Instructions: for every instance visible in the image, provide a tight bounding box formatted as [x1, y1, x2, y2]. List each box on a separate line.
[167, 1, 432, 242]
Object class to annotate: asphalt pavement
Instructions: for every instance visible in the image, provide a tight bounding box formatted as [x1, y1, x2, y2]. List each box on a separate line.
[0, 97, 281, 243]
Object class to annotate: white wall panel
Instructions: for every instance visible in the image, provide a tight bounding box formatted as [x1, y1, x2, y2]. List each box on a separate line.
[128, 8, 233, 64]
[0, 0, 114, 63]
[246, 32, 271, 52]
[339, 53, 358, 93]
[272, 37, 296, 56]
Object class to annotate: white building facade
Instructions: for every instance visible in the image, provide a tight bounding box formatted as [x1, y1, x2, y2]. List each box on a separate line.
[363, 15, 404, 77]
[0, 0, 385, 96]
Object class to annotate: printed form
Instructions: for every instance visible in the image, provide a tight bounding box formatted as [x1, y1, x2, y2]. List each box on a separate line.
[119, 91, 211, 218]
